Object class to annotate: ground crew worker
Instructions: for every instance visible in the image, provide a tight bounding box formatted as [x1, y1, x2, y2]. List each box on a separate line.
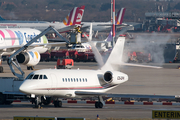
[75, 26, 82, 33]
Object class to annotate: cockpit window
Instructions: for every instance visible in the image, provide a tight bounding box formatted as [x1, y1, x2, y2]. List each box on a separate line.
[26, 74, 48, 80]
[44, 75, 48, 79]
[33, 75, 39, 79]
[26, 74, 34, 79]
[39, 75, 43, 79]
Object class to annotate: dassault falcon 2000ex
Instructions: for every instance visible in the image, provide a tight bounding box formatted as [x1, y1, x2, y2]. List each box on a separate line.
[19, 35, 129, 108]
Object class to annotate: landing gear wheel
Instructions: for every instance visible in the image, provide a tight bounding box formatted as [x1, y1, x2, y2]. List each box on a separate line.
[95, 102, 99, 108]
[27, 66, 34, 70]
[34, 96, 42, 109]
[54, 100, 62, 107]
[95, 102, 103, 108]
[0, 66, 3, 73]
[0, 93, 5, 105]
[42, 97, 51, 105]
[35, 103, 42, 109]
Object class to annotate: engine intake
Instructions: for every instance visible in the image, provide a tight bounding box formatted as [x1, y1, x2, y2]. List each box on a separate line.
[16, 50, 40, 66]
[17, 52, 29, 64]
[103, 71, 113, 83]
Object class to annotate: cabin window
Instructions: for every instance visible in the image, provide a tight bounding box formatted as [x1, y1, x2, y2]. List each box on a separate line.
[85, 78, 87, 82]
[82, 78, 84, 82]
[76, 78, 78, 82]
[79, 78, 81, 82]
[68, 78, 70, 82]
[74, 78, 76, 82]
[65, 78, 67, 82]
[33, 75, 39, 79]
[71, 78, 73, 82]
[62, 78, 64, 82]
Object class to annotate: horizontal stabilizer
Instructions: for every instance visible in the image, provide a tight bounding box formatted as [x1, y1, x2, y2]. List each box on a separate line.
[75, 91, 176, 99]
[122, 63, 162, 69]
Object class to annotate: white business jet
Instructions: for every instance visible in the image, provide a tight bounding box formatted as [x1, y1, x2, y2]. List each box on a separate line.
[19, 32, 128, 108]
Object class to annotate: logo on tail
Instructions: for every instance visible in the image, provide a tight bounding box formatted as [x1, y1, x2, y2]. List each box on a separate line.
[63, 6, 85, 26]
[116, 8, 126, 25]
[76, 5, 85, 25]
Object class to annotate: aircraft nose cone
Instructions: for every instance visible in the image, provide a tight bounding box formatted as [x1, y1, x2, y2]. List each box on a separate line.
[19, 85, 27, 93]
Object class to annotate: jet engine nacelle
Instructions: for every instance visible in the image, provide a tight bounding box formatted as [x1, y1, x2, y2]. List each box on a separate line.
[103, 71, 128, 85]
[16, 50, 40, 66]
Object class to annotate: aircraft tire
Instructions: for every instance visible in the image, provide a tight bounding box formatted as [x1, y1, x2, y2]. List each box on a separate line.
[0, 66, 3, 73]
[57, 101, 62, 107]
[98, 102, 103, 108]
[42, 97, 51, 105]
[95, 102, 103, 108]
[95, 102, 99, 108]
[54, 101, 58, 107]
[0, 93, 5, 105]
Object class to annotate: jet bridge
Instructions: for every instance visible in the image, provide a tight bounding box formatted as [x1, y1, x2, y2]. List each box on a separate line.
[7, 26, 71, 80]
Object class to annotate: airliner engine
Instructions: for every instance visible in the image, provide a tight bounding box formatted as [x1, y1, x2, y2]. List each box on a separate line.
[16, 50, 40, 66]
[103, 71, 128, 84]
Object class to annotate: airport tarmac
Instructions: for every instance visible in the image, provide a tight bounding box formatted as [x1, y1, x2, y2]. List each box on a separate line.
[1, 61, 180, 119]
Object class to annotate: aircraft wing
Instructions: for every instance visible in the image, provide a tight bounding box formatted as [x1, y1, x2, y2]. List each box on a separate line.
[75, 91, 176, 99]
[48, 25, 76, 33]
[30, 42, 67, 47]
[0, 42, 67, 52]
[0, 45, 25, 52]
[121, 63, 162, 69]
[3, 91, 26, 95]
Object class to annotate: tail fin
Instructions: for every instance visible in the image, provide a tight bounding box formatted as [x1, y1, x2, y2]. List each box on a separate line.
[105, 27, 114, 42]
[63, 7, 79, 26]
[0, 16, 6, 21]
[116, 8, 126, 25]
[101, 37, 125, 71]
[105, 8, 126, 42]
[75, 5, 85, 25]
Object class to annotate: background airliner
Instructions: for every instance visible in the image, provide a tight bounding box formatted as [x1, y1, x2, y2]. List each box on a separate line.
[0, 6, 85, 33]
[81, 8, 126, 32]
[0, 6, 85, 73]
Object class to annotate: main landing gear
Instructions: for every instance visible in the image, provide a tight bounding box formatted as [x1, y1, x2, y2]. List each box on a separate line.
[53, 99, 62, 107]
[34, 96, 62, 108]
[95, 96, 105, 108]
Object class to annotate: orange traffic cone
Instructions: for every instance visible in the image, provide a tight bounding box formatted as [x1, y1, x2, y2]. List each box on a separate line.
[54, 65, 56, 69]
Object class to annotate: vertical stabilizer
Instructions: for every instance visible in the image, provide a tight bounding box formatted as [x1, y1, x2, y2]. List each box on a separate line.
[75, 5, 85, 25]
[101, 37, 125, 71]
[116, 8, 126, 25]
[63, 7, 79, 26]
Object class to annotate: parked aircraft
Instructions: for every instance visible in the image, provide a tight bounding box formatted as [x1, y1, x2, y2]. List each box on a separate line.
[0, 6, 85, 32]
[0, 28, 63, 72]
[19, 34, 128, 108]
[0, 6, 84, 73]
[81, 8, 126, 32]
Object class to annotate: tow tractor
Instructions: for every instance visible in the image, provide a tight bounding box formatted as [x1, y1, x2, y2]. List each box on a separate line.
[56, 59, 74, 69]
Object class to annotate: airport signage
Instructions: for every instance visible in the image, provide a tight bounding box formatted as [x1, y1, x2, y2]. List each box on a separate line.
[14, 116, 85, 120]
[152, 110, 180, 119]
